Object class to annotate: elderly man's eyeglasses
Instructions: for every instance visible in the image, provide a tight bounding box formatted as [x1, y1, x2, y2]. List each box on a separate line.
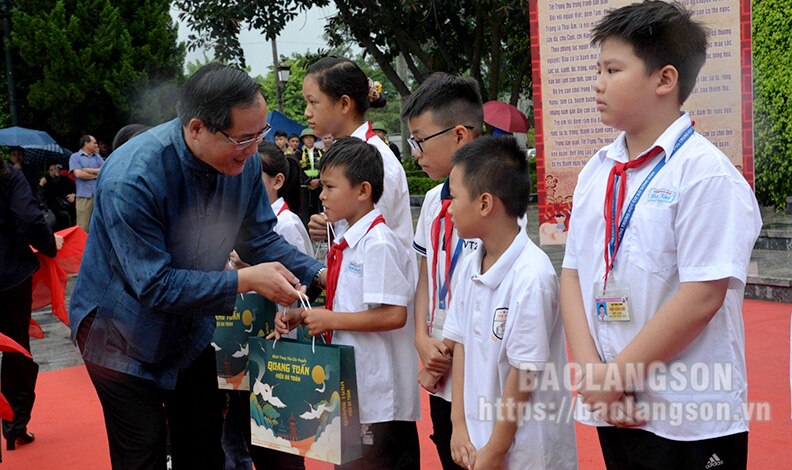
[407, 126, 473, 153]
[220, 123, 273, 148]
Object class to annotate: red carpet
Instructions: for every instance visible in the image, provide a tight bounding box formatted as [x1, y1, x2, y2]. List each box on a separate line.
[2, 300, 789, 469]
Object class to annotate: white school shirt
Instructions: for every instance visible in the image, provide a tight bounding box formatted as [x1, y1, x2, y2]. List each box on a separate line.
[331, 209, 421, 424]
[413, 181, 480, 400]
[413, 180, 530, 400]
[345, 122, 416, 276]
[271, 198, 314, 258]
[444, 230, 577, 469]
[563, 113, 762, 440]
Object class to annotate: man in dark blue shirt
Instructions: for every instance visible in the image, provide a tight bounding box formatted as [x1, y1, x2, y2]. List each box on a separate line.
[70, 63, 325, 469]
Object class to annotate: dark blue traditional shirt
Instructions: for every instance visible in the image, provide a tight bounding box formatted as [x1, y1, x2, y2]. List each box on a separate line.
[69, 119, 322, 389]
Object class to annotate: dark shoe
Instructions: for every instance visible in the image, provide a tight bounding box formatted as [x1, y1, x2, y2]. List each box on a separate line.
[6, 430, 35, 450]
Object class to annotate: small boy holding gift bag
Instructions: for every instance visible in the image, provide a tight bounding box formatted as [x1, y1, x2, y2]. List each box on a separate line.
[277, 137, 421, 469]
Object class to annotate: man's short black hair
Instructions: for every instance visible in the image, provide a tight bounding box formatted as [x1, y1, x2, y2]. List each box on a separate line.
[401, 73, 483, 134]
[79, 135, 95, 149]
[288, 133, 299, 140]
[591, 0, 707, 104]
[319, 137, 384, 204]
[451, 136, 529, 218]
[176, 63, 262, 133]
[274, 130, 287, 138]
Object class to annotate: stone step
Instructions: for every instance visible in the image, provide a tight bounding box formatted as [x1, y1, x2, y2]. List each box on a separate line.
[746, 249, 792, 303]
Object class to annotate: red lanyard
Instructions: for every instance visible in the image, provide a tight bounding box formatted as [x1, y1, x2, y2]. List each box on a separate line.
[276, 201, 289, 216]
[323, 214, 386, 344]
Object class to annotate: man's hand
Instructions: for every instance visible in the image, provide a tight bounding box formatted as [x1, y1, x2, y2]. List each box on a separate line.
[238, 262, 302, 306]
[308, 213, 328, 241]
[473, 443, 506, 470]
[451, 424, 477, 469]
[54, 235, 64, 251]
[308, 179, 320, 190]
[415, 334, 452, 375]
[39, 177, 47, 187]
[301, 307, 335, 336]
[67, 193, 76, 203]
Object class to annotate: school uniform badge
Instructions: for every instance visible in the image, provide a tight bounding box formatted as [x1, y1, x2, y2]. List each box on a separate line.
[492, 308, 508, 340]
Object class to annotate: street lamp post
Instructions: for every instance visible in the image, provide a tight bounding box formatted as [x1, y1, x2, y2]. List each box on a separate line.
[1, 0, 18, 126]
[271, 40, 291, 114]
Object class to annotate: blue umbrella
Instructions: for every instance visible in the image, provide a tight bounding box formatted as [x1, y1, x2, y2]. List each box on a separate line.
[0, 126, 58, 147]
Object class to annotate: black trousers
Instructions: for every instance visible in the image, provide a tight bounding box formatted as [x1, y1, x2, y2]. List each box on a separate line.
[429, 395, 464, 470]
[337, 420, 420, 470]
[78, 317, 225, 470]
[597, 427, 748, 470]
[0, 277, 39, 440]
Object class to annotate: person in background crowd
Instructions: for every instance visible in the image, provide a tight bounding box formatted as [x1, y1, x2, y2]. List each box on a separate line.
[69, 135, 104, 232]
[372, 121, 401, 161]
[39, 161, 76, 230]
[274, 130, 288, 152]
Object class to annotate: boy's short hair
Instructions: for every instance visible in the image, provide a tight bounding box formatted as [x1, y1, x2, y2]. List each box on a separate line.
[319, 137, 384, 204]
[591, 0, 707, 104]
[274, 130, 287, 138]
[288, 133, 299, 140]
[451, 136, 529, 218]
[401, 72, 483, 134]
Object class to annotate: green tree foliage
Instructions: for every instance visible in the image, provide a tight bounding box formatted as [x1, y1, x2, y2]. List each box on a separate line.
[8, 0, 184, 146]
[753, 0, 792, 210]
[176, 0, 531, 104]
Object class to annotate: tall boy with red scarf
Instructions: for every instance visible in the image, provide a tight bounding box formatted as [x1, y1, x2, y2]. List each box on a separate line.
[561, 2, 761, 468]
[276, 137, 420, 470]
[403, 73, 483, 470]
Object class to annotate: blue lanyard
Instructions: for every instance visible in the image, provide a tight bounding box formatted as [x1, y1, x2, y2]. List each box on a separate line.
[438, 238, 464, 310]
[608, 125, 694, 258]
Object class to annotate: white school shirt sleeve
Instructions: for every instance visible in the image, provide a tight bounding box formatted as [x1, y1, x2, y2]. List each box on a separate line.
[413, 183, 443, 257]
[361, 234, 413, 307]
[674, 172, 761, 286]
[506, 281, 558, 371]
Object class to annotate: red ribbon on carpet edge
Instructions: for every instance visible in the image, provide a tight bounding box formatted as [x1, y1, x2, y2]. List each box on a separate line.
[29, 226, 88, 339]
[0, 332, 32, 420]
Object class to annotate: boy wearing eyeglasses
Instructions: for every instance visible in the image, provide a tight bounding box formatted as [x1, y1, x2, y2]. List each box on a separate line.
[402, 72, 482, 470]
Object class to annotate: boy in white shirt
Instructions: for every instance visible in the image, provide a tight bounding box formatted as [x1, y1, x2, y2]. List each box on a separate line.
[402, 72, 483, 470]
[561, 2, 761, 468]
[443, 136, 577, 469]
[278, 137, 420, 469]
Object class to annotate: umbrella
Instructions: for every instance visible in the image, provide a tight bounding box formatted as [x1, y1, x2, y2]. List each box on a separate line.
[0, 126, 58, 147]
[482, 101, 530, 133]
[22, 144, 73, 173]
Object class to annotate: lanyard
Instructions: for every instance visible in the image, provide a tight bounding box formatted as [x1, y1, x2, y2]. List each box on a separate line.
[437, 238, 464, 310]
[604, 125, 694, 288]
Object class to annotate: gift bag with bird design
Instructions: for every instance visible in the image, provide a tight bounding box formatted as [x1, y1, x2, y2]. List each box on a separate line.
[248, 336, 362, 465]
[213, 293, 277, 390]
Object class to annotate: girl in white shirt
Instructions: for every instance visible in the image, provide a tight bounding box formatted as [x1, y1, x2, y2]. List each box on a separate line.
[301, 56, 414, 266]
[258, 142, 314, 257]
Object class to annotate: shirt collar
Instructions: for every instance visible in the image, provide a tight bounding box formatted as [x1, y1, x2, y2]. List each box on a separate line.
[440, 177, 451, 200]
[272, 197, 284, 213]
[351, 121, 370, 140]
[471, 229, 529, 289]
[169, 119, 220, 175]
[337, 208, 382, 249]
[601, 112, 692, 164]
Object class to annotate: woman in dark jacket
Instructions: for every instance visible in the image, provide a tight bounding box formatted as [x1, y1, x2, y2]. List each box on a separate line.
[0, 161, 61, 450]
